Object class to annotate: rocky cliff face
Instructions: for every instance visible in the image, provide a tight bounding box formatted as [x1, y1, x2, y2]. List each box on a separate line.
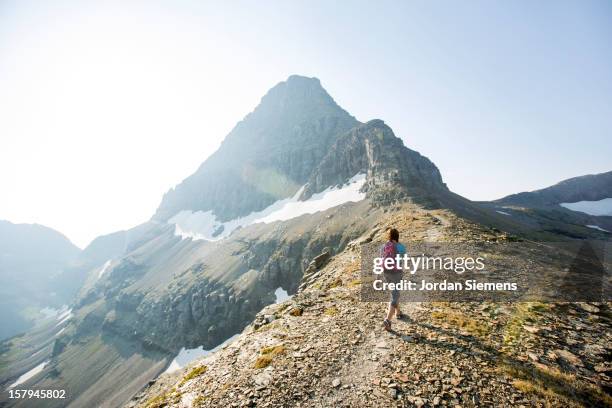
[94, 202, 377, 354]
[300, 119, 447, 205]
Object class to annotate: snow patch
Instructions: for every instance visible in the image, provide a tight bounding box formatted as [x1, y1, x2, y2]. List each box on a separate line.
[56, 308, 71, 321]
[29, 348, 46, 358]
[7, 361, 49, 389]
[274, 287, 291, 304]
[586, 225, 610, 233]
[170, 174, 367, 241]
[163, 359, 181, 374]
[55, 309, 72, 327]
[254, 173, 366, 223]
[97, 260, 112, 278]
[560, 198, 612, 216]
[55, 328, 66, 337]
[496, 210, 511, 216]
[165, 333, 240, 374]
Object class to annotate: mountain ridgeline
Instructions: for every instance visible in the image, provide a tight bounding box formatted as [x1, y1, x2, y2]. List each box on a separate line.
[154, 75, 446, 223]
[496, 171, 612, 208]
[483, 171, 612, 237]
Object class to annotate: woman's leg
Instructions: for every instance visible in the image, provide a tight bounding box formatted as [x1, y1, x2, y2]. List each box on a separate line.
[383, 272, 400, 330]
[387, 288, 399, 320]
[384, 302, 394, 330]
[386, 302, 396, 320]
[391, 286, 401, 318]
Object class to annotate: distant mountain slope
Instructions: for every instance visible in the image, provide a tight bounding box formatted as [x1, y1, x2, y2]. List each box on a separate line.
[495, 171, 612, 207]
[0, 220, 158, 342]
[482, 171, 612, 237]
[65, 221, 161, 301]
[0, 221, 80, 339]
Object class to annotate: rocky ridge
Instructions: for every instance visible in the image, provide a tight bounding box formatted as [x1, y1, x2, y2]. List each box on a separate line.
[131, 204, 611, 408]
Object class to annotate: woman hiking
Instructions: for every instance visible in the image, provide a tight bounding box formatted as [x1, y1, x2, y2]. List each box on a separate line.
[381, 228, 406, 331]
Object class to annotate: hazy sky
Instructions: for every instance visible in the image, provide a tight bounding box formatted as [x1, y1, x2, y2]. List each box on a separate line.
[1, 1, 611, 248]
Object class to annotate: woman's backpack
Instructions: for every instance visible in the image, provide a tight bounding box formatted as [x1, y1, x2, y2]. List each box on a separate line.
[381, 241, 399, 273]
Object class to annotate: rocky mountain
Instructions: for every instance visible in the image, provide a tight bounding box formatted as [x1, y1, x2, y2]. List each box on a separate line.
[154, 75, 360, 222]
[0, 222, 165, 402]
[299, 119, 446, 205]
[495, 171, 612, 208]
[0, 75, 451, 408]
[1, 75, 609, 408]
[480, 171, 612, 237]
[0, 220, 80, 340]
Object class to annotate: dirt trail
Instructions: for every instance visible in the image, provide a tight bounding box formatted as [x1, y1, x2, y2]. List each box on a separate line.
[424, 212, 451, 242]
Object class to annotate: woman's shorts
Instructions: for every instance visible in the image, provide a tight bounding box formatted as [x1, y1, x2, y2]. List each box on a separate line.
[383, 271, 402, 306]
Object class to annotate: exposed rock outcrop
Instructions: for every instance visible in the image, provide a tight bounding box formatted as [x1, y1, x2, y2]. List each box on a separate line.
[300, 119, 447, 206]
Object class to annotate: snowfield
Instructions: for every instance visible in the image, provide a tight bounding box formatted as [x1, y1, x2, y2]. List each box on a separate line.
[274, 287, 291, 303]
[165, 333, 240, 374]
[560, 198, 612, 216]
[586, 225, 610, 233]
[8, 361, 49, 389]
[97, 260, 112, 278]
[55, 308, 73, 327]
[170, 174, 367, 241]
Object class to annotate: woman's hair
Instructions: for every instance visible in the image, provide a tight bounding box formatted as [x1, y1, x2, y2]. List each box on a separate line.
[387, 228, 399, 242]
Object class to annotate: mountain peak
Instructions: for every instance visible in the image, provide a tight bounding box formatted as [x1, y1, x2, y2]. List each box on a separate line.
[154, 76, 450, 223]
[154, 77, 359, 221]
[253, 75, 344, 121]
[282, 75, 323, 94]
[286, 74, 321, 84]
